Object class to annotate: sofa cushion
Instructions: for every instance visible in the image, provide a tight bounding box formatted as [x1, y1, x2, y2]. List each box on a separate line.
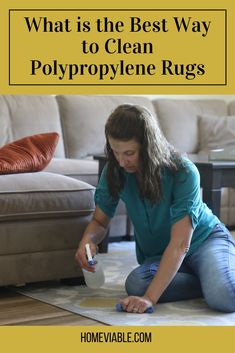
[56, 95, 156, 158]
[228, 100, 235, 115]
[0, 172, 95, 222]
[44, 157, 128, 237]
[0, 132, 59, 175]
[198, 114, 235, 151]
[45, 157, 99, 186]
[152, 99, 227, 153]
[0, 95, 65, 158]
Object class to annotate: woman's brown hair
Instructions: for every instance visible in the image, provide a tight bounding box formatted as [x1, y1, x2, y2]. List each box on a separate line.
[105, 104, 184, 203]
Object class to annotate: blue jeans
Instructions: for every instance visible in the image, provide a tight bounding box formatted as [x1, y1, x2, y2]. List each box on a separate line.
[125, 223, 235, 312]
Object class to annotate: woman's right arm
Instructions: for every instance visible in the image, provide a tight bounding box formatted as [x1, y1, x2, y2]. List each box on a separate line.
[75, 206, 110, 272]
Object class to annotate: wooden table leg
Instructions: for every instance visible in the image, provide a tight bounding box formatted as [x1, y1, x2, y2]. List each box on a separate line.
[202, 188, 222, 218]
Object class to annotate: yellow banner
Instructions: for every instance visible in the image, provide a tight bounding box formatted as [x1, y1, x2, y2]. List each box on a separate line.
[1, 326, 235, 353]
[0, 0, 234, 93]
[9, 9, 225, 85]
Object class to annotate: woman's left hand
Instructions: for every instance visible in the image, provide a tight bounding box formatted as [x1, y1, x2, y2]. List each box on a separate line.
[119, 295, 153, 314]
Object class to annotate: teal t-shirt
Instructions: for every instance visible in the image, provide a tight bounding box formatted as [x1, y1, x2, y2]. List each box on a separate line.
[95, 158, 219, 264]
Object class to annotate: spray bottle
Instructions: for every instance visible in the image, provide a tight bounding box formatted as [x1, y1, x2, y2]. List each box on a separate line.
[82, 243, 105, 289]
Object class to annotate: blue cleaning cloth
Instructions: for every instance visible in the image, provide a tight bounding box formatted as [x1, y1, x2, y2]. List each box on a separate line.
[115, 303, 154, 313]
[88, 259, 95, 266]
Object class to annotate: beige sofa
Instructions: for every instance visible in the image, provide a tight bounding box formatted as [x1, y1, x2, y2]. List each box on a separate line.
[0, 95, 155, 286]
[0, 95, 234, 286]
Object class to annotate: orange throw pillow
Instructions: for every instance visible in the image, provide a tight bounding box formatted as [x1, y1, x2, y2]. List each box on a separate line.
[0, 132, 59, 174]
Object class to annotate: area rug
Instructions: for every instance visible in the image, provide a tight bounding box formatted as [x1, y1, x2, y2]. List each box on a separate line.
[16, 241, 235, 326]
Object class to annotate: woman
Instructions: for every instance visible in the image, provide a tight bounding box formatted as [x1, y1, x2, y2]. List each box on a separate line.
[75, 104, 235, 313]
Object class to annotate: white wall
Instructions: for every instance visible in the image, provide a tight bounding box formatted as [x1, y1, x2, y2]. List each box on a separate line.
[145, 95, 235, 102]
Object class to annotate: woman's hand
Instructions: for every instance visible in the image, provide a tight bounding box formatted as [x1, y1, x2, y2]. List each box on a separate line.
[75, 241, 97, 272]
[75, 206, 109, 272]
[119, 295, 153, 314]
[74, 206, 110, 272]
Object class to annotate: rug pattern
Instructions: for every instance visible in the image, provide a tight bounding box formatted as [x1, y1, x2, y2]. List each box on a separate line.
[17, 242, 235, 326]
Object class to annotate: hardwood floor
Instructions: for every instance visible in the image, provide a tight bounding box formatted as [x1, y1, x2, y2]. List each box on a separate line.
[0, 287, 106, 326]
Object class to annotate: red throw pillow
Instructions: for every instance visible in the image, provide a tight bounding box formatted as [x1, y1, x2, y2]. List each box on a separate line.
[0, 132, 59, 174]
